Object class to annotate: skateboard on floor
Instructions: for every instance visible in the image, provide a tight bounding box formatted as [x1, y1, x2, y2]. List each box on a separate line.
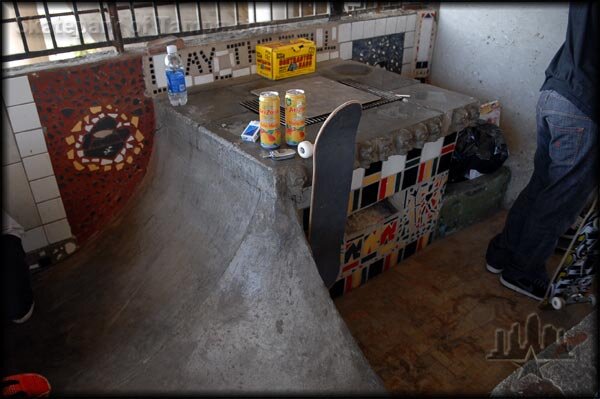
[541, 196, 598, 310]
[308, 101, 362, 288]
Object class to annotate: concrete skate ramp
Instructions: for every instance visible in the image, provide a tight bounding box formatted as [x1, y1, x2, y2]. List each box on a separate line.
[3, 102, 384, 394]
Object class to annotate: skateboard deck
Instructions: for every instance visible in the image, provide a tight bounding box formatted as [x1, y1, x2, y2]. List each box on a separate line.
[541, 197, 598, 310]
[308, 101, 362, 288]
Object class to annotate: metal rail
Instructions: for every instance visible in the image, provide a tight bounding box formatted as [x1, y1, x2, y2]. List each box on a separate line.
[2, 2, 411, 63]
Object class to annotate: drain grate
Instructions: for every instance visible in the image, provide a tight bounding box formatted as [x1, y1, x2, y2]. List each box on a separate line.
[240, 80, 404, 126]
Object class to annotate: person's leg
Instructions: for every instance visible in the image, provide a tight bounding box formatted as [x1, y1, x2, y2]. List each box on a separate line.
[1, 234, 34, 322]
[501, 90, 599, 299]
[486, 90, 553, 272]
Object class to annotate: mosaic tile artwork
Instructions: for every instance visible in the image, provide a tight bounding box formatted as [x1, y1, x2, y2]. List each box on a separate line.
[347, 134, 457, 217]
[327, 131, 458, 298]
[330, 171, 449, 298]
[413, 10, 437, 78]
[351, 33, 405, 73]
[143, 23, 339, 95]
[29, 56, 155, 244]
[142, 9, 437, 95]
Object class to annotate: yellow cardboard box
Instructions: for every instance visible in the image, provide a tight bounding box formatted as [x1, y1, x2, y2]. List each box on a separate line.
[256, 38, 316, 80]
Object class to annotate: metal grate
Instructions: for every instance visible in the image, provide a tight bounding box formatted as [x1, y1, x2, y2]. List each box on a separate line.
[240, 80, 404, 126]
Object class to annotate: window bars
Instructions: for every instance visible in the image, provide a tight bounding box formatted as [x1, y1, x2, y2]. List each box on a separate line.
[2, 2, 410, 63]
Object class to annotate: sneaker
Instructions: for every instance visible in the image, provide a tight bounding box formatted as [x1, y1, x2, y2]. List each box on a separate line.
[12, 301, 34, 324]
[500, 274, 549, 300]
[2, 373, 51, 397]
[486, 262, 503, 274]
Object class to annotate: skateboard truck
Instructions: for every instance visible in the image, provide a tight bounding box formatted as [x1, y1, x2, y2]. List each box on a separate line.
[261, 148, 296, 161]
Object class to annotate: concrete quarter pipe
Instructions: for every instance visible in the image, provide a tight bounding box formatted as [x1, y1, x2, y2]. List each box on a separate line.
[2, 100, 384, 394]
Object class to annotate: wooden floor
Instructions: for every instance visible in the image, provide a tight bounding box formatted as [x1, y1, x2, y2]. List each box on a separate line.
[334, 211, 593, 395]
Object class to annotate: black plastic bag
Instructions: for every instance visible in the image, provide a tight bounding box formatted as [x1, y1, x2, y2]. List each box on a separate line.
[449, 121, 509, 183]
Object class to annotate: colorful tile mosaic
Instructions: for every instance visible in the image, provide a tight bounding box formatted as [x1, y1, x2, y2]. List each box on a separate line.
[347, 132, 457, 217]
[29, 56, 155, 244]
[142, 9, 436, 94]
[325, 130, 458, 298]
[330, 174, 447, 298]
[143, 22, 339, 95]
[331, 171, 449, 298]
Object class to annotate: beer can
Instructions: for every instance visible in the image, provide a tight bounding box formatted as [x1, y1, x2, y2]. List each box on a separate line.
[284, 89, 306, 146]
[259, 91, 281, 149]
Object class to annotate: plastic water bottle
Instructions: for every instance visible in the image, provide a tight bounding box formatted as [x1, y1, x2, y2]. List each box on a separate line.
[165, 45, 187, 106]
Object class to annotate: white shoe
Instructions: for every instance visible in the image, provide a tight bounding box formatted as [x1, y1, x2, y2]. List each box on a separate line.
[486, 263, 503, 274]
[12, 301, 34, 324]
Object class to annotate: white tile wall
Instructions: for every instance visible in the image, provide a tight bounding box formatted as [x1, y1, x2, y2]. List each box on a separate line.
[382, 155, 407, 178]
[402, 47, 414, 65]
[338, 23, 351, 42]
[421, 137, 444, 162]
[232, 67, 250, 78]
[21, 226, 48, 252]
[351, 168, 365, 191]
[6, 102, 41, 133]
[43, 218, 72, 244]
[401, 63, 414, 78]
[316, 28, 324, 47]
[330, 51, 339, 59]
[331, 26, 337, 41]
[14, 129, 47, 157]
[194, 74, 214, 85]
[375, 18, 387, 37]
[407, 13, 417, 31]
[23, 152, 54, 181]
[385, 17, 397, 35]
[363, 19, 375, 39]
[2, 107, 21, 166]
[340, 42, 353, 60]
[2, 162, 41, 229]
[351, 20, 364, 40]
[219, 68, 232, 77]
[36, 197, 67, 224]
[152, 54, 167, 88]
[3, 74, 74, 253]
[316, 52, 330, 63]
[29, 175, 60, 203]
[397, 15, 407, 33]
[3, 76, 34, 106]
[404, 31, 415, 48]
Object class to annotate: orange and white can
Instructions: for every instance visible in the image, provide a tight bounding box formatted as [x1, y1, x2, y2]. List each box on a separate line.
[259, 91, 281, 149]
[284, 89, 306, 146]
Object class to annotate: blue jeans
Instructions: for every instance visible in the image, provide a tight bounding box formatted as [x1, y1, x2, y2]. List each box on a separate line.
[487, 90, 598, 280]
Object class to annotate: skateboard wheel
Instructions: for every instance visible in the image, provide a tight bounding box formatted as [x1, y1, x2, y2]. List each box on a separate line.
[298, 141, 314, 158]
[589, 294, 596, 307]
[551, 296, 565, 310]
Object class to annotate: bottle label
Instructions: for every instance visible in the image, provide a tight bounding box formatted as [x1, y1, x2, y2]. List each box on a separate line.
[166, 69, 186, 94]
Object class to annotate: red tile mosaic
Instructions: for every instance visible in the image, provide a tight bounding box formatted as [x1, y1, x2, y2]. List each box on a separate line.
[28, 56, 155, 244]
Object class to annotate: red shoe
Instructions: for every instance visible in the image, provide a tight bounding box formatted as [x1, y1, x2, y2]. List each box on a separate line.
[2, 374, 51, 398]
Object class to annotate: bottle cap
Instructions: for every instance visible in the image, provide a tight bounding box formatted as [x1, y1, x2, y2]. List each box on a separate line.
[166, 45, 178, 54]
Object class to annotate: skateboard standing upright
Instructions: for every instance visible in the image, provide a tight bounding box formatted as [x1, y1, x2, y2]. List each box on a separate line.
[308, 101, 362, 288]
[540, 196, 598, 310]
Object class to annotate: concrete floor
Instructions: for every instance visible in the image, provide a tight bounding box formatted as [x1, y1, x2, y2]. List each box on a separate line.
[334, 210, 594, 395]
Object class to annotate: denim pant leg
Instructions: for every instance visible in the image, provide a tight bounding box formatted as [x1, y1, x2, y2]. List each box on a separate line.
[508, 90, 599, 279]
[486, 91, 552, 266]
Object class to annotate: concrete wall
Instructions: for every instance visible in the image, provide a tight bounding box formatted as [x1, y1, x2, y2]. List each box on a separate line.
[429, 3, 568, 207]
